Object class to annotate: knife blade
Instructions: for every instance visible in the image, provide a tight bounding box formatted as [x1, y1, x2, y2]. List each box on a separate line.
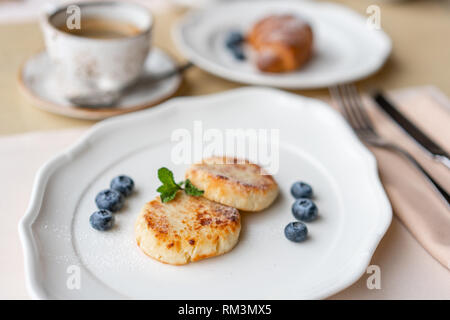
[372, 91, 450, 170]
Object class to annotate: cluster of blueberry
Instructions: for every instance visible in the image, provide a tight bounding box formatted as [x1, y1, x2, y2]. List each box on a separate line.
[284, 181, 318, 243]
[225, 31, 246, 60]
[89, 175, 135, 231]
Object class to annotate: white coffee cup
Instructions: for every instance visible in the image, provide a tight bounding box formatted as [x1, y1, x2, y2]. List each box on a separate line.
[40, 1, 153, 100]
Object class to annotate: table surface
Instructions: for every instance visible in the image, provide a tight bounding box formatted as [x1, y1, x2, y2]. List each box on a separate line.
[1, 0, 450, 135]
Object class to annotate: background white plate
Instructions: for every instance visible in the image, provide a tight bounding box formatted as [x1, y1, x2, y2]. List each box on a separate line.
[20, 87, 391, 299]
[173, 0, 392, 89]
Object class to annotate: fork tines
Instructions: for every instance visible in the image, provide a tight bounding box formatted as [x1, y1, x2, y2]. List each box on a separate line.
[330, 84, 375, 135]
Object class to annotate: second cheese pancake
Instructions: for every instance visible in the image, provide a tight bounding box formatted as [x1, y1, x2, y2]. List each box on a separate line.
[185, 157, 279, 212]
[135, 191, 241, 265]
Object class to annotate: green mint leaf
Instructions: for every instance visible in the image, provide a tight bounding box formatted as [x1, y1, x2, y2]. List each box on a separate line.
[157, 167, 181, 203]
[156, 169, 204, 202]
[184, 179, 204, 197]
[158, 167, 179, 188]
[158, 188, 179, 203]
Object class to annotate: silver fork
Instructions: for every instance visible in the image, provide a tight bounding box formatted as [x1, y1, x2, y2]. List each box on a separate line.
[330, 84, 450, 206]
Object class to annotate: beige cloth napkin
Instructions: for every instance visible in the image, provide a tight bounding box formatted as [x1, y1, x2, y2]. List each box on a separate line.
[333, 86, 450, 270]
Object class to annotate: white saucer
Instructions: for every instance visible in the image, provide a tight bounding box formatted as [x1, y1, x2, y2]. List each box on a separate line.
[173, 0, 392, 89]
[18, 48, 182, 120]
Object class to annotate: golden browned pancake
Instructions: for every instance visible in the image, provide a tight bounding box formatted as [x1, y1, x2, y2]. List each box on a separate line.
[135, 191, 241, 265]
[185, 157, 279, 212]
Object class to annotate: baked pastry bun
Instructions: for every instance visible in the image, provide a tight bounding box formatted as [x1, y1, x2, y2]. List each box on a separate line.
[247, 14, 313, 73]
[185, 157, 279, 212]
[135, 192, 241, 265]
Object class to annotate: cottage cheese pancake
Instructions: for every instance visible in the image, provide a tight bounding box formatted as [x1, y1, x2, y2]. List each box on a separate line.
[185, 157, 279, 212]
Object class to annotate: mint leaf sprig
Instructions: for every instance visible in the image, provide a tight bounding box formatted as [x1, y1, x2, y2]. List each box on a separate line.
[156, 167, 204, 203]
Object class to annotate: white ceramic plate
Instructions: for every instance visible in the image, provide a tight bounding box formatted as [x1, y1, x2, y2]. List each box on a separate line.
[173, 0, 391, 89]
[18, 48, 181, 120]
[20, 87, 391, 299]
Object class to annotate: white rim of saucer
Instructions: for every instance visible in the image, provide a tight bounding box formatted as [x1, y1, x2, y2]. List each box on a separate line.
[17, 48, 182, 120]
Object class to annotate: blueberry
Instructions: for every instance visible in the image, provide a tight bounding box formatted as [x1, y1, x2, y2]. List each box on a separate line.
[89, 209, 114, 231]
[231, 46, 246, 60]
[225, 31, 246, 60]
[110, 175, 134, 197]
[225, 31, 244, 49]
[292, 198, 318, 222]
[290, 181, 313, 199]
[95, 189, 124, 212]
[284, 222, 308, 242]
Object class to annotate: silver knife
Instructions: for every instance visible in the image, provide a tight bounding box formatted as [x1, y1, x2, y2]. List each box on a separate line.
[372, 91, 450, 170]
